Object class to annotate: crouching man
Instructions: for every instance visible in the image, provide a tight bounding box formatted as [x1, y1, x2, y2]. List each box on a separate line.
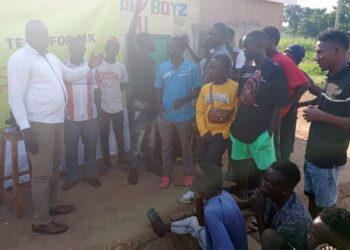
[147, 165, 248, 250]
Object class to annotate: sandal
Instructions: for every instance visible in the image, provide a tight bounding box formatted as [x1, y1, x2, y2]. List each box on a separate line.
[146, 208, 163, 224]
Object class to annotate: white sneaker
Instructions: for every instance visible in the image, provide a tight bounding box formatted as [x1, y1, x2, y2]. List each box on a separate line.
[177, 191, 195, 204]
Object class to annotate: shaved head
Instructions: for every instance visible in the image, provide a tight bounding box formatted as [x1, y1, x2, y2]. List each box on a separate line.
[25, 19, 49, 54]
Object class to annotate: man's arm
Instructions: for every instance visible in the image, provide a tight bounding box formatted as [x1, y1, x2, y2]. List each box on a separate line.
[156, 88, 164, 114]
[268, 107, 282, 136]
[8, 55, 39, 154]
[173, 87, 200, 110]
[94, 88, 102, 116]
[154, 66, 165, 114]
[60, 53, 103, 82]
[120, 64, 130, 91]
[287, 84, 309, 106]
[304, 106, 350, 131]
[174, 65, 202, 110]
[269, 66, 288, 135]
[305, 73, 322, 97]
[195, 194, 205, 227]
[8, 55, 31, 131]
[60, 61, 89, 82]
[183, 34, 201, 64]
[127, 0, 147, 57]
[297, 97, 320, 108]
[297, 73, 322, 108]
[196, 88, 209, 137]
[249, 189, 266, 236]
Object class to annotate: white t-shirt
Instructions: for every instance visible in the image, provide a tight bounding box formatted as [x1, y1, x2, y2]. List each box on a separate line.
[96, 60, 129, 113]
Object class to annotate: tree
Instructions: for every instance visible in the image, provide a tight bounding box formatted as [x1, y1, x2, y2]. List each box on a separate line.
[284, 5, 334, 37]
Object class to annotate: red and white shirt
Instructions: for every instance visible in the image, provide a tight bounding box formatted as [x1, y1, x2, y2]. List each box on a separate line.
[65, 62, 98, 121]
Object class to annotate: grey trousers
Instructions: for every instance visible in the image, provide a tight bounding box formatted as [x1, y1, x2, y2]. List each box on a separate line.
[64, 119, 98, 181]
[29, 122, 64, 225]
[157, 116, 193, 176]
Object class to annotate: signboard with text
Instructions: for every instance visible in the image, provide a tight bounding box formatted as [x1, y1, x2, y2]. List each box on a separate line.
[0, 0, 122, 126]
[119, 0, 199, 35]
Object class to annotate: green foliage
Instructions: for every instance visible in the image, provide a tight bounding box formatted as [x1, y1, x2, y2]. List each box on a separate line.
[284, 1, 350, 38]
[279, 36, 327, 87]
[279, 37, 316, 52]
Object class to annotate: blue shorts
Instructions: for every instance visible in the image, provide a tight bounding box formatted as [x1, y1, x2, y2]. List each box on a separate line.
[304, 160, 342, 208]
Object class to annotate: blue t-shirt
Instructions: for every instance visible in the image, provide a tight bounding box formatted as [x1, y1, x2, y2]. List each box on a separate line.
[154, 60, 202, 122]
[205, 191, 248, 250]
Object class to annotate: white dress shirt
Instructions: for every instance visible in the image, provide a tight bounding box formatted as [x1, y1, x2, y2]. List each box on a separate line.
[7, 45, 89, 130]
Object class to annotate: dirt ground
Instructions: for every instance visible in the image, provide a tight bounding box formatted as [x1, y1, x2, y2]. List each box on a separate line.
[1, 93, 349, 250]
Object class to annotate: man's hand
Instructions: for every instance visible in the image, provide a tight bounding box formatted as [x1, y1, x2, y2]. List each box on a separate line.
[182, 34, 190, 48]
[88, 53, 103, 69]
[173, 97, 187, 110]
[23, 128, 39, 155]
[135, 0, 148, 14]
[98, 111, 107, 129]
[249, 188, 265, 215]
[303, 105, 324, 122]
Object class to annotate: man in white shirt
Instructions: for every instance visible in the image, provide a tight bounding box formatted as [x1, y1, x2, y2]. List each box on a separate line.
[96, 37, 129, 176]
[226, 27, 246, 81]
[61, 37, 102, 191]
[203, 23, 232, 84]
[7, 20, 99, 234]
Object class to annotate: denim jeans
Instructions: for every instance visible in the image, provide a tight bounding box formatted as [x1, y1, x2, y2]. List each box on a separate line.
[304, 160, 342, 208]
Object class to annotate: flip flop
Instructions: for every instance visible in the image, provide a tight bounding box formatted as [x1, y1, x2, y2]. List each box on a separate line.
[146, 209, 163, 225]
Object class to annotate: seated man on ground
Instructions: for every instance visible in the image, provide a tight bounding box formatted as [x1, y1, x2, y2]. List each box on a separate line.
[249, 161, 312, 250]
[178, 54, 239, 204]
[148, 165, 248, 250]
[308, 207, 350, 250]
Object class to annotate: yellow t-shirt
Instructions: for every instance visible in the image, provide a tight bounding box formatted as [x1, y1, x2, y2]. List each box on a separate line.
[196, 79, 239, 139]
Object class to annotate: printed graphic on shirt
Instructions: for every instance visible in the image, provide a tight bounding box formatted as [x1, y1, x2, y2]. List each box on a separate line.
[325, 83, 343, 100]
[99, 71, 120, 88]
[204, 94, 230, 104]
[240, 72, 266, 84]
[163, 69, 191, 80]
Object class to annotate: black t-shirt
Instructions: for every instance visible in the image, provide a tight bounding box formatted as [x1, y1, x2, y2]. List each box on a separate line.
[128, 49, 156, 104]
[305, 66, 350, 168]
[230, 59, 288, 144]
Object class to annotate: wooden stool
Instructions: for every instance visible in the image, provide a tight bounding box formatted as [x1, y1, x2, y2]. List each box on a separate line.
[0, 128, 32, 218]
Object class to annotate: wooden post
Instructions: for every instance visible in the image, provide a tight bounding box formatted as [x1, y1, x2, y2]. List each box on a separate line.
[11, 137, 23, 218]
[0, 136, 6, 205]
